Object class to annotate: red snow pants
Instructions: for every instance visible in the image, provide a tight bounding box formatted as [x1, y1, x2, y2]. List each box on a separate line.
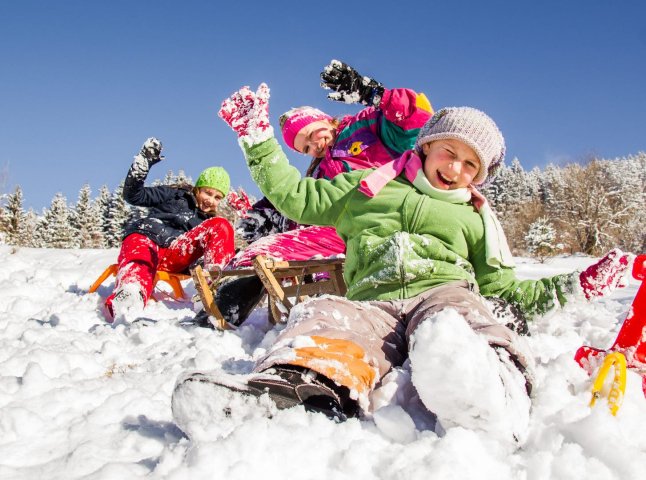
[105, 217, 234, 311]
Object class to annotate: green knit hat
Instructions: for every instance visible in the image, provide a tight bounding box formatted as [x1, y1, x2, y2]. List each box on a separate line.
[194, 166, 230, 195]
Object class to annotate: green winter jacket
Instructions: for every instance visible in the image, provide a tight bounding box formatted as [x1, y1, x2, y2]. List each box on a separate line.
[244, 137, 575, 316]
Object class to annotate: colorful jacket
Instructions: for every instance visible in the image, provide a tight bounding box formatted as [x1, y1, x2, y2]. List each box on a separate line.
[243, 137, 577, 317]
[241, 88, 432, 240]
[122, 163, 212, 248]
[316, 88, 432, 179]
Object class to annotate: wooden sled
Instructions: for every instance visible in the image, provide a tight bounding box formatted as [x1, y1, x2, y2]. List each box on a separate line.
[191, 255, 346, 330]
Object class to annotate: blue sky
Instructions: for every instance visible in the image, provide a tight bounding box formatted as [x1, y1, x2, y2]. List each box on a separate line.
[1, 0, 645, 210]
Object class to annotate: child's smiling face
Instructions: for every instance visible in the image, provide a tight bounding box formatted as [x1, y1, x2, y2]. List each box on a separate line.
[421, 139, 481, 190]
[293, 120, 337, 158]
[195, 187, 224, 214]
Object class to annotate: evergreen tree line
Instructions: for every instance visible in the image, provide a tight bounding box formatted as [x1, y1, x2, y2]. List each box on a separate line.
[1, 153, 644, 258]
[0, 170, 253, 250]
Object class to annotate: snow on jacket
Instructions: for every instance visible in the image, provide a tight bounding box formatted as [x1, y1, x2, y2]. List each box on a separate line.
[241, 87, 433, 239]
[242, 137, 577, 317]
[122, 163, 213, 248]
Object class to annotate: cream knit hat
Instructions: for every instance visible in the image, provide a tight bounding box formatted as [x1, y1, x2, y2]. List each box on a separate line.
[415, 107, 506, 184]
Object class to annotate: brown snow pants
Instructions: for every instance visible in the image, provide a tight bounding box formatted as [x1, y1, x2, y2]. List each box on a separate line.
[254, 281, 531, 396]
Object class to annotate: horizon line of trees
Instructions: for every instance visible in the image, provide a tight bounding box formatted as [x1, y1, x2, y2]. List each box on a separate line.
[1, 152, 645, 260]
[0, 170, 253, 251]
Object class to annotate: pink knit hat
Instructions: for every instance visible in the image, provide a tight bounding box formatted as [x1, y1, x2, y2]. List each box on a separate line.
[279, 106, 332, 151]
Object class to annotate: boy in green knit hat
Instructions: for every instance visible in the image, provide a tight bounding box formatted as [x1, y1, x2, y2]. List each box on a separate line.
[104, 138, 235, 322]
[173, 85, 634, 444]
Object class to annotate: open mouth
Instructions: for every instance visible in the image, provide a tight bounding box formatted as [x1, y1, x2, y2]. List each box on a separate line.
[437, 171, 456, 187]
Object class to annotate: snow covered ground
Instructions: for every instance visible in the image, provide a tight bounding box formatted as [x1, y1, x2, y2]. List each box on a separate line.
[0, 245, 645, 479]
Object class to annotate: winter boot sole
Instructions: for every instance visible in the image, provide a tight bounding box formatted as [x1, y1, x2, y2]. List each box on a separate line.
[171, 367, 353, 440]
[171, 370, 298, 440]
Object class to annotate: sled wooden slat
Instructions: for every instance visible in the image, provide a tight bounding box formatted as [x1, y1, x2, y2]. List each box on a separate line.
[253, 255, 294, 318]
[190, 265, 231, 330]
[191, 255, 346, 330]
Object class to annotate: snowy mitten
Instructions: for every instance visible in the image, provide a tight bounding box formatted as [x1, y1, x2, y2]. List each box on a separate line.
[226, 190, 253, 218]
[320, 59, 384, 107]
[130, 137, 163, 180]
[139, 137, 163, 161]
[579, 248, 634, 300]
[235, 207, 288, 243]
[218, 83, 274, 147]
[409, 309, 531, 444]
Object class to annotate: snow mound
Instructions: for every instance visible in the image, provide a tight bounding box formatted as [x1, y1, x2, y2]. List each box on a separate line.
[0, 247, 645, 479]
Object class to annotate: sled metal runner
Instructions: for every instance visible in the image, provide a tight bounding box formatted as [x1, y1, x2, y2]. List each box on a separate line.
[575, 254, 646, 414]
[191, 255, 346, 330]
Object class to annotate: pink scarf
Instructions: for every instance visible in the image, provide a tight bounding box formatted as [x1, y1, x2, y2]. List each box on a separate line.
[358, 150, 423, 197]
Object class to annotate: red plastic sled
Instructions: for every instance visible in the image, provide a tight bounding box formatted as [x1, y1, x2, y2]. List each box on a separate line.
[575, 254, 646, 397]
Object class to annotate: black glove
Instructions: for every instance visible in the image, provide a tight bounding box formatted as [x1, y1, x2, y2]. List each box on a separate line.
[235, 208, 292, 243]
[138, 137, 164, 163]
[320, 59, 384, 107]
[129, 137, 163, 180]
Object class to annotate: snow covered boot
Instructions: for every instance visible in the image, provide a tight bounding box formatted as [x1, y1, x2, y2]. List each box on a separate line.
[409, 309, 531, 444]
[172, 365, 357, 440]
[105, 284, 145, 323]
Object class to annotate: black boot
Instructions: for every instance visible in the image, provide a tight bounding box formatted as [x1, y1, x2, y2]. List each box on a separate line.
[176, 365, 358, 423]
[192, 275, 266, 328]
[215, 276, 266, 326]
[247, 365, 359, 421]
[172, 365, 359, 439]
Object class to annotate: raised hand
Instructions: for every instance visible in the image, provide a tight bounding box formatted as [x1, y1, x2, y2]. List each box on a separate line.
[320, 59, 384, 107]
[129, 137, 163, 180]
[219, 86, 255, 137]
[139, 137, 163, 162]
[235, 208, 293, 243]
[579, 248, 635, 300]
[218, 83, 273, 145]
[226, 190, 253, 217]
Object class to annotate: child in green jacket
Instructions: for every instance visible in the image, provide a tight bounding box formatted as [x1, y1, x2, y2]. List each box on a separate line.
[172, 84, 633, 443]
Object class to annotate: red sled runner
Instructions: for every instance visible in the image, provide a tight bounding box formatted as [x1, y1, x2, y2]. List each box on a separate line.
[575, 254, 646, 413]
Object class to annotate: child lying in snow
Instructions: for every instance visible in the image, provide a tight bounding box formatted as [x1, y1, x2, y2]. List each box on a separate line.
[172, 85, 633, 443]
[104, 138, 235, 321]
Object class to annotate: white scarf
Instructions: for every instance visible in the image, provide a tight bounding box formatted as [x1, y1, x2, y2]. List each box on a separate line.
[411, 170, 516, 268]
